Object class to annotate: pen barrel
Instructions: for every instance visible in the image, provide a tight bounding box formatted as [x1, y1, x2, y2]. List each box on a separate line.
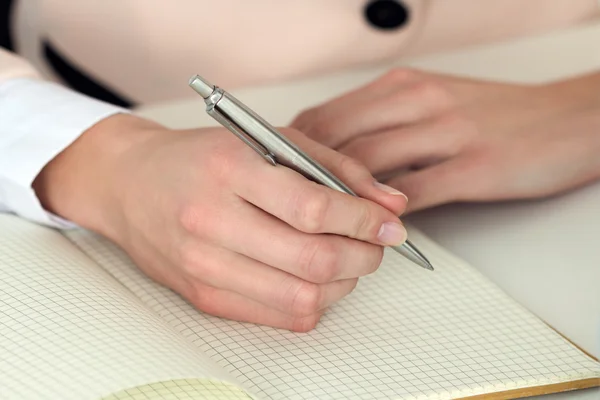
[192, 77, 433, 271]
[215, 93, 357, 196]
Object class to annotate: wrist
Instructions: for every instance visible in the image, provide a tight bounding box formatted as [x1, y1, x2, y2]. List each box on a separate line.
[543, 72, 600, 110]
[32, 113, 165, 238]
[543, 72, 600, 178]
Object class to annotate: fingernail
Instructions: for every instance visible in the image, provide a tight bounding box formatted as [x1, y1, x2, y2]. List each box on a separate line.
[374, 181, 408, 201]
[377, 222, 408, 246]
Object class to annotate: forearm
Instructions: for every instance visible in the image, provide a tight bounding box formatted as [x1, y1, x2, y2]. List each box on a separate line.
[550, 71, 600, 167]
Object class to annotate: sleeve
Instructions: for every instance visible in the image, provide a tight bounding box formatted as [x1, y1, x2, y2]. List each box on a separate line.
[0, 48, 128, 228]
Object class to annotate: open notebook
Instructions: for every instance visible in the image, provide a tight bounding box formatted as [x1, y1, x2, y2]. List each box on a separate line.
[0, 213, 598, 400]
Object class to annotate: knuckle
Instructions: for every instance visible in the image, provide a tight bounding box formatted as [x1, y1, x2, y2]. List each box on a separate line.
[189, 283, 220, 315]
[298, 238, 340, 283]
[411, 81, 453, 107]
[412, 81, 442, 98]
[178, 204, 219, 237]
[382, 67, 417, 83]
[178, 204, 203, 234]
[290, 314, 321, 333]
[287, 281, 322, 317]
[353, 204, 379, 239]
[292, 189, 330, 233]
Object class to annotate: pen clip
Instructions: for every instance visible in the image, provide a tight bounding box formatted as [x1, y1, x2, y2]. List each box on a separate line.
[208, 106, 277, 166]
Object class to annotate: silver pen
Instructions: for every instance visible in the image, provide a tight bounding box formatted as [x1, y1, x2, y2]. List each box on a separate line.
[189, 75, 433, 271]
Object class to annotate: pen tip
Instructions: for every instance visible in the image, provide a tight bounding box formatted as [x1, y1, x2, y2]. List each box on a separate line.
[412, 254, 434, 271]
[392, 240, 434, 271]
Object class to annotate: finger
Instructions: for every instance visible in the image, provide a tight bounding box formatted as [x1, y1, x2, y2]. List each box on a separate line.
[232, 163, 407, 247]
[125, 231, 328, 331]
[297, 80, 453, 149]
[386, 157, 476, 212]
[186, 281, 325, 332]
[338, 115, 473, 176]
[180, 240, 358, 316]
[291, 68, 420, 133]
[192, 197, 384, 283]
[288, 131, 408, 216]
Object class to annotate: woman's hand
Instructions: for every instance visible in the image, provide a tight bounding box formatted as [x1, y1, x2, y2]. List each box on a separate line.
[292, 69, 600, 211]
[33, 114, 408, 332]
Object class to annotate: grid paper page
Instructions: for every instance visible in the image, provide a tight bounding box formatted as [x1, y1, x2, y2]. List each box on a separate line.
[101, 379, 253, 400]
[0, 215, 250, 400]
[65, 226, 600, 400]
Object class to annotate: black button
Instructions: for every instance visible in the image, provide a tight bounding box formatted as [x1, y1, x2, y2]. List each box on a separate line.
[364, 0, 409, 31]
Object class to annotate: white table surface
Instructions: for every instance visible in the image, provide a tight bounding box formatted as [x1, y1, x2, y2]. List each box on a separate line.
[137, 20, 600, 400]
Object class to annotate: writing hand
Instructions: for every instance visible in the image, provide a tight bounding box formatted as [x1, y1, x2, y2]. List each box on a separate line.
[34, 114, 408, 331]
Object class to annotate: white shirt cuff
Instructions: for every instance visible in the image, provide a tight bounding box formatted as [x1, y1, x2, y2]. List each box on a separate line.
[0, 78, 129, 228]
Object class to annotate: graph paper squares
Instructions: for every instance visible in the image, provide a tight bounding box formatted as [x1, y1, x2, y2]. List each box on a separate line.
[66, 225, 600, 400]
[0, 216, 248, 400]
[101, 379, 253, 400]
